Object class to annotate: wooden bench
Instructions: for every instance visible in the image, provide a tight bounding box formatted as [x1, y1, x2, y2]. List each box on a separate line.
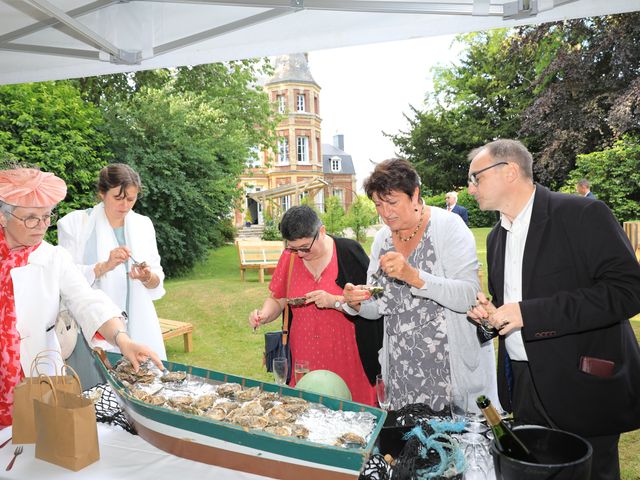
[159, 318, 193, 352]
[236, 239, 284, 283]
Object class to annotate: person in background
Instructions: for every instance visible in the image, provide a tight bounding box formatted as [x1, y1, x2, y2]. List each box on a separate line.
[445, 191, 469, 225]
[576, 178, 596, 199]
[466, 139, 640, 480]
[343, 158, 499, 412]
[58, 163, 166, 387]
[249, 206, 382, 406]
[0, 166, 162, 426]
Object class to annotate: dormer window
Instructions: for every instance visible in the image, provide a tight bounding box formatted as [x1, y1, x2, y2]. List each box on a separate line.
[331, 156, 341, 172]
[296, 94, 306, 112]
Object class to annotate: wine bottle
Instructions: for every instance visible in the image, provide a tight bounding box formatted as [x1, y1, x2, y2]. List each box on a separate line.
[476, 395, 538, 463]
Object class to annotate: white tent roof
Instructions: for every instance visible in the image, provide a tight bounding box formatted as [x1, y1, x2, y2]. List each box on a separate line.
[1, 0, 639, 85]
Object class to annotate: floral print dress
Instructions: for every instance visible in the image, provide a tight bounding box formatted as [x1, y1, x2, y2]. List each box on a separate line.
[377, 223, 451, 411]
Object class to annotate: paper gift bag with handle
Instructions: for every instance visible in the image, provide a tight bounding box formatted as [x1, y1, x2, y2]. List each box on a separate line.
[12, 351, 82, 444]
[34, 374, 99, 471]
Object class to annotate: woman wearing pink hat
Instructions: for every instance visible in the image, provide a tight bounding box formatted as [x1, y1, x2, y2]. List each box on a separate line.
[0, 166, 162, 427]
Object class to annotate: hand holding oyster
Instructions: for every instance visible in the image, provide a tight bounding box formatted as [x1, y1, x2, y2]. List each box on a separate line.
[129, 254, 147, 269]
[362, 285, 384, 296]
[287, 296, 308, 306]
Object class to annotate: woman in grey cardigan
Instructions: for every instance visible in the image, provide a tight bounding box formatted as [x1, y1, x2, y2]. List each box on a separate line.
[343, 159, 499, 413]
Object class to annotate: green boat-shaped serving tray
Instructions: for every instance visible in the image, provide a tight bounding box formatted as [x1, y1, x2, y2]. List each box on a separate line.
[93, 350, 386, 480]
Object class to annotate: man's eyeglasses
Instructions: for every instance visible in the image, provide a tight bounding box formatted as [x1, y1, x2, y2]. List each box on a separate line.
[9, 211, 57, 229]
[467, 162, 509, 186]
[286, 231, 319, 254]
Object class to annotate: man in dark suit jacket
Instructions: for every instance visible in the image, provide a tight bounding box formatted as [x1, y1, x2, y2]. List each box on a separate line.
[445, 191, 469, 225]
[577, 178, 597, 199]
[466, 139, 640, 480]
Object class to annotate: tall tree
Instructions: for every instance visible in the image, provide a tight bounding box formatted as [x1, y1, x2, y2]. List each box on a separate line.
[345, 195, 378, 243]
[104, 86, 241, 276]
[391, 30, 542, 192]
[516, 13, 640, 188]
[102, 61, 276, 277]
[0, 81, 109, 217]
[172, 60, 278, 153]
[73, 70, 171, 106]
[565, 136, 640, 222]
[322, 195, 346, 236]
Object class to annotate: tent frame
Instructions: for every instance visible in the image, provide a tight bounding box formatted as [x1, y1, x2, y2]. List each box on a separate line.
[1, 0, 572, 66]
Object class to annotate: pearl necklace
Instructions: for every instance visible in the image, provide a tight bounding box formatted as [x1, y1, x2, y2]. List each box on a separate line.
[395, 206, 425, 242]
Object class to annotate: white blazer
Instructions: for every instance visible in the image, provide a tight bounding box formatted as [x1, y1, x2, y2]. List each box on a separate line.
[58, 203, 167, 359]
[11, 241, 121, 376]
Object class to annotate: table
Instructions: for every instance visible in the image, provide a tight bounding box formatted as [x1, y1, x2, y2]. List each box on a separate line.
[159, 318, 194, 352]
[0, 424, 270, 480]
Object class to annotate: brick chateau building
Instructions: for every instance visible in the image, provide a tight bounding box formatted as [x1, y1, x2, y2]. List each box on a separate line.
[236, 53, 357, 226]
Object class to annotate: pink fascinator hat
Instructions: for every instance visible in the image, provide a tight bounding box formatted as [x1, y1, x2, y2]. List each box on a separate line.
[0, 168, 67, 207]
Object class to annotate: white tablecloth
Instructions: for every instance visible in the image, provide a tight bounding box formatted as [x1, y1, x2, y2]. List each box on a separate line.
[0, 421, 495, 479]
[0, 424, 271, 480]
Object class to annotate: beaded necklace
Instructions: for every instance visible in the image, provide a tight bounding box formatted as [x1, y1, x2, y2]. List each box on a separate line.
[395, 206, 425, 242]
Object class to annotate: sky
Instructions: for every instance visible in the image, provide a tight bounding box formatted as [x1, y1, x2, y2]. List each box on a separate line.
[307, 35, 463, 191]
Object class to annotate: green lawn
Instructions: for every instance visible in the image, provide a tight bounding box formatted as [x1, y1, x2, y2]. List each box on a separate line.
[155, 228, 640, 479]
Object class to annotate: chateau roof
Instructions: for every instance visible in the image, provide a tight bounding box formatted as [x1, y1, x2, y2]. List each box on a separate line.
[267, 53, 318, 87]
[322, 143, 355, 175]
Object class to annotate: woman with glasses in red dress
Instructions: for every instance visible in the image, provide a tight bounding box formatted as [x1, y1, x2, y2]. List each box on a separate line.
[248, 206, 381, 405]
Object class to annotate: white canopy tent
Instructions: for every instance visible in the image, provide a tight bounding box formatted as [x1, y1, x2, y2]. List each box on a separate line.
[1, 0, 639, 86]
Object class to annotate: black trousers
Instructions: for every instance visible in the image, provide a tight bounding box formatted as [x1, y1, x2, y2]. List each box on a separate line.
[510, 360, 621, 480]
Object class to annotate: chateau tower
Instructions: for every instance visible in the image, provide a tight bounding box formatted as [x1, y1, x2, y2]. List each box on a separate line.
[238, 53, 355, 227]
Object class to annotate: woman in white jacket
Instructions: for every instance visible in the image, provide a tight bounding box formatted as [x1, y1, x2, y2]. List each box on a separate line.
[58, 164, 167, 388]
[0, 167, 161, 426]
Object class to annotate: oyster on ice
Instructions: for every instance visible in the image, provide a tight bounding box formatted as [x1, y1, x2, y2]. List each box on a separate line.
[161, 371, 187, 383]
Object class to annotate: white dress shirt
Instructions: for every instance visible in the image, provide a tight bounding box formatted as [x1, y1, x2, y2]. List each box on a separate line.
[500, 187, 536, 361]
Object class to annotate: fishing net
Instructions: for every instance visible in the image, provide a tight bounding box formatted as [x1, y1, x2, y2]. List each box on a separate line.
[359, 454, 392, 480]
[85, 383, 137, 434]
[360, 403, 467, 480]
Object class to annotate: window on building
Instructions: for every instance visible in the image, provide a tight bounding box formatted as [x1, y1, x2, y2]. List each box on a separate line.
[278, 137, 289, 164]
[296, 94, 306, 112]
[331, 156, 341, 172]
[297, 136, 309, 163]
[277, 95, 286, 114]
[255, 188, 263, 215]
[333, 189, 344, 206]
[281, 195, 291, 211]
[245, 146, 261, 168]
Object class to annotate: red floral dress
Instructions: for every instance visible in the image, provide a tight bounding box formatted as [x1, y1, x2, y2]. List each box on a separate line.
[270, 247, 376, 406]
[0, 229, 39, 425]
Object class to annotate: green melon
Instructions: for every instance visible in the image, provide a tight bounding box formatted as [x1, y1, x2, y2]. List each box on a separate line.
[295, 370, 352, 401]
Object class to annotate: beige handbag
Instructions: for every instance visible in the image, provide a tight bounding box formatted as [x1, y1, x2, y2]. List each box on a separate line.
[55, 308, 79, 360]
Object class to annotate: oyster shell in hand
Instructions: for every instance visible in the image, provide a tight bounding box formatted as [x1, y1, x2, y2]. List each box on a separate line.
[286, 296, 307, 306]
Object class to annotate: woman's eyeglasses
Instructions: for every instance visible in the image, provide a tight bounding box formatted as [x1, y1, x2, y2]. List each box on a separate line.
[9, 211, 57, 229]
[468, 162, 508, 186]
[286, 231, 319, 254]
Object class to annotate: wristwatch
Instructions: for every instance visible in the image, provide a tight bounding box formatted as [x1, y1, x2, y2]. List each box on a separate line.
[334, 296, 342, 309]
